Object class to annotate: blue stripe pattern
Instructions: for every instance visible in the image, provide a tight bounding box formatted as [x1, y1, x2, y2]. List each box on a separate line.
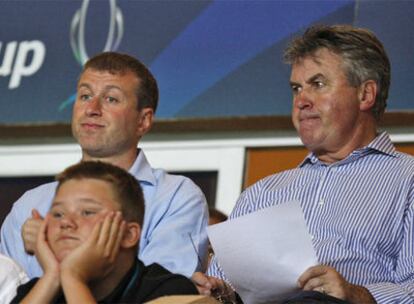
[208, 132, 414, 303]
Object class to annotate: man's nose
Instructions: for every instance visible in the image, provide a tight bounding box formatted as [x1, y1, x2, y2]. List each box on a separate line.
[294, 89, 312, 110]
[85, 97, 102, 116]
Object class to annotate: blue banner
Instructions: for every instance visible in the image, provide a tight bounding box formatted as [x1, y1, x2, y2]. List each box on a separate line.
[0, 0, 412, 124]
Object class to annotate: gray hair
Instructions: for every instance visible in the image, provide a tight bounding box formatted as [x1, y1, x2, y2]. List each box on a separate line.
[284, 24, 390, 120]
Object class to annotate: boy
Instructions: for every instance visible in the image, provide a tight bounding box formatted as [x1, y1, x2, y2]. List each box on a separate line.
[12, 161, 198, 303]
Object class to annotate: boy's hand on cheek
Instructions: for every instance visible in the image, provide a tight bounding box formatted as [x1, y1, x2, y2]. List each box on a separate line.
[35, 215, 60, 279]
[60, 211, 125, 284]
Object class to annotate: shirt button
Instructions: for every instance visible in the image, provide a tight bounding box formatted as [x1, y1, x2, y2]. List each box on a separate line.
[319, 199, 325, 206]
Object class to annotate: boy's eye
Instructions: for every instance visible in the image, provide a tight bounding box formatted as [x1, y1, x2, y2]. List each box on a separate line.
[81, 210, 96, 216]
[51, 211, 63, 219]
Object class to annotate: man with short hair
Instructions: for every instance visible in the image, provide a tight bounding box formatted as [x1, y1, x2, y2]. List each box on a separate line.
[194, 25, 414, 304]
[13, 161, 198, 303]
[1, 52, 208, 279]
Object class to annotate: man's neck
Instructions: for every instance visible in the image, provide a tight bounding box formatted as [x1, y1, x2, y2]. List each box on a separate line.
[316, 123, 378, 164]
[82, 149, 139, 171]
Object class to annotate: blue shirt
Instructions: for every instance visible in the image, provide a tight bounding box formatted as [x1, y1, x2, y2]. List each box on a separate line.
[208, 132, 414, 304]
[0, 150, 209, 278]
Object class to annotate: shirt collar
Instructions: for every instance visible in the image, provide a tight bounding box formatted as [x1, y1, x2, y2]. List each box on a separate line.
[128, 149, 157, 186]
[299, 131, 396, 167]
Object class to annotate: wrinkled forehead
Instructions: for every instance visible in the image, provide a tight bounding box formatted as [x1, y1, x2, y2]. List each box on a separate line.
[290, 49, 346, 77]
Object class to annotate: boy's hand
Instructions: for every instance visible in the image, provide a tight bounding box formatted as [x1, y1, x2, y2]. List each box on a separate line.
[60, 211, 125, 284]
[35, 214, 60, 279]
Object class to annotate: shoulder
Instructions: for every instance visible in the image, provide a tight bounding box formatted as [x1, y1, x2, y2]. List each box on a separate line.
[6, 182, 57, 220]
[153, 169, 204, 195]
[0, 255, 26, 274]
[132, 150, 204, 197]
[246, 167, 304, 193]
[2, 181, 57, 230]
[12, 181, 57, 212]
[139, 263, 198, 301]
[146, 169, 207, 211]
[391, 150, 414, 171]
[231, 167, 302, 218]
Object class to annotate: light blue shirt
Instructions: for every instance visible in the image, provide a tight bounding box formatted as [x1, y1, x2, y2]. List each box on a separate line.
[0, 150, 209, 278]
[208, 132, 414, 304]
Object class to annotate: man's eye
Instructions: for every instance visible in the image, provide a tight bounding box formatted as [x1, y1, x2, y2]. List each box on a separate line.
[313, 81, 325, 88]
[80, 94, 92, 101]
[106, 96, 119, 103]
[291, 85, 301, 95]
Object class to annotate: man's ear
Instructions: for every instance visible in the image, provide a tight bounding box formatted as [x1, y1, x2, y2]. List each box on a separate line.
[121, 222, 141, 249]
[358, 80, 377, 112]
[136, 108, 154, 136]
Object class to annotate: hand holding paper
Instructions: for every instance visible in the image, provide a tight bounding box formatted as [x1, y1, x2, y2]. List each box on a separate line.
[207, 200, 318, 304]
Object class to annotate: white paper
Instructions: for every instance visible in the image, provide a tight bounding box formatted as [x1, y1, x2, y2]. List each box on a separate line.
[208, 200, 317, 304]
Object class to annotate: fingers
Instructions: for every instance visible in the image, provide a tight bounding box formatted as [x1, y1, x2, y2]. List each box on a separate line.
[191, 272, 213, 295]
[103, 212, 124, 261]
[37, 214, 49, 244]
[297, 265, 327, 288]
[89, 211, 125, 261]
[298, 265, 350, 299]
[110, 219, 125, 261]
[302, 276, 324, 291]
[22, 210, 45, 254]
[32, 208, 43, 219]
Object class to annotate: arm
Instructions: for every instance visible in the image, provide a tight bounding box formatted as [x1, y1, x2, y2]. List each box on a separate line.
[364, 186, 414, 303]
[298, 184, 414, 304]
[139, 177, 209, 277]
[0, 185, 55, 278]
[20, 215, 60, 304]
[60, 211, 125, 304]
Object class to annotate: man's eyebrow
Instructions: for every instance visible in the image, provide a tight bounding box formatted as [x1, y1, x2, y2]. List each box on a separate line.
[77, 83, 92, 90]
[103, 85, 123, 92]
[289, 80, 301, 87]
[306, 73, 325, 84]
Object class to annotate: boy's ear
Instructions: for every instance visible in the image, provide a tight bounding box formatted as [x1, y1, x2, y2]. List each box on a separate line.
[121, 222, 141, 249]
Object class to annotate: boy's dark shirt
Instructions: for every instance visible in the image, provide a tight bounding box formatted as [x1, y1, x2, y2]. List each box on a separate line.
[12, 259, 198, 303]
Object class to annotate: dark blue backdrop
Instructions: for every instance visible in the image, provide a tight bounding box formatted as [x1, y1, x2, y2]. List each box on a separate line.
[0, 0, 412, 125]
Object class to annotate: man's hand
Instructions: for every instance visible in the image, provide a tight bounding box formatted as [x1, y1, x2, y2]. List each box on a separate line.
[192, 272, 236, 302]
[298, 265, 376, 304]
[60, 211, 125, 284]
[22, 209, 44, 254]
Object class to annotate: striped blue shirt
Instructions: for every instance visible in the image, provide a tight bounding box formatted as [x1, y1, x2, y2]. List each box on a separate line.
[208, 132, 414, 304]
